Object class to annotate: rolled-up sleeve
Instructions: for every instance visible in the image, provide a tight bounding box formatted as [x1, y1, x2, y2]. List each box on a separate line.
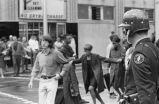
[55, 51, 68, 64]
[31, 54, 40, 77]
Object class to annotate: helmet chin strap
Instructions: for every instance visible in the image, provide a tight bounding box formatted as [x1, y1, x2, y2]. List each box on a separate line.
[126, 30, 132, 44]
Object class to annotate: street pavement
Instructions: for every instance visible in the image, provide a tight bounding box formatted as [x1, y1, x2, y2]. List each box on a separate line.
[0, 66, 119, 104]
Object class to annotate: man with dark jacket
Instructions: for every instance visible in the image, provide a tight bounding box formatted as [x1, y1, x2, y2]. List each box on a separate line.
[55, 34, 88, 104]
[11, 36, 25, 77]
[73, 44, 122, 104]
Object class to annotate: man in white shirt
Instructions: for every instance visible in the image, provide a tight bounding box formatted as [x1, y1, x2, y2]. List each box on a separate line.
[28, 35, 39, 66]
[69, 35, 76, 57]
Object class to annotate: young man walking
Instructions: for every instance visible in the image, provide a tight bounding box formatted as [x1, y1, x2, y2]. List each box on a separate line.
[28, 35, 71, 104]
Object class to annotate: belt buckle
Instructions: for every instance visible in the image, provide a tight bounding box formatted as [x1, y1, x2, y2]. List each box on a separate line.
[41, 75, 48, 79]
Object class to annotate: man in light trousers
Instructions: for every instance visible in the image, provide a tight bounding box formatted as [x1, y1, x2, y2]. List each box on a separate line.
[28, 35, 71, 104]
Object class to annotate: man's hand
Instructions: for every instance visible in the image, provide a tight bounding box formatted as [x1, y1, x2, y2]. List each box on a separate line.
[116, 58, 122, 63]
[28, 81, 33, 88]
[69, 60, 73, 64]
[54, 74, 61, 80]
[68, 57, 75, 61]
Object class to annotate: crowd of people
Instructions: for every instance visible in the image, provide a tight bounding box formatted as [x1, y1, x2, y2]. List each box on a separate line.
[1, 9, 159, 104]
[0, 35, 40, 77]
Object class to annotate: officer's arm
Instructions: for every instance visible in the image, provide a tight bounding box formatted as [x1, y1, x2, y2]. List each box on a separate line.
[132, 52, 153, 104]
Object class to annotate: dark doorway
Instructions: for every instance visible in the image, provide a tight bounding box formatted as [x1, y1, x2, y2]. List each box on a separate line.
[0, 22, 19, 39]
[66, 23, 78, 57]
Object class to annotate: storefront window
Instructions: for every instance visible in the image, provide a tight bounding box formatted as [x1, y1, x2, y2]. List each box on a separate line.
[28, 23, 38, 39]
[57, 23, 65, 36]
[78, 4, 89, 19]
[103, 6, 114, 20]
[19, 22, 65, 42]
[19, 23, 28, 38]
[91, 6, 101, 20]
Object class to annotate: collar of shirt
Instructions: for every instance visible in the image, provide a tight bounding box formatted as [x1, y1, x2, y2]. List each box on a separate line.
[41, 48, 52, 56]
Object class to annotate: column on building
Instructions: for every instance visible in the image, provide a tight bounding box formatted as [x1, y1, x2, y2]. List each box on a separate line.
[66, 0, 77, 23]
[115, 0, 124, 36]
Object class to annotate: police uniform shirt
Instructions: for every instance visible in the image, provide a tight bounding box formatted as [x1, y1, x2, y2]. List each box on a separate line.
[130, 38, 159, 104]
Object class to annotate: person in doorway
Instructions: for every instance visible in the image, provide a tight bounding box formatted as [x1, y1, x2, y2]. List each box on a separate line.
[54, 35, 64, 51]
[28, 35, 39, 66]
[69, 35, 77, 57]
[7, 35, 14, 48]
[28, 35, 71, 104]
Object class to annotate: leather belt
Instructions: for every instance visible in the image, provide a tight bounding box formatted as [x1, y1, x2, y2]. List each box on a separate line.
[41, 75, 56, 79]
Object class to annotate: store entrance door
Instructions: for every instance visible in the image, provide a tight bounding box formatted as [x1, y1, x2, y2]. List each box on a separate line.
[0, 22, 19, 39]
[66, 23, 78, 57]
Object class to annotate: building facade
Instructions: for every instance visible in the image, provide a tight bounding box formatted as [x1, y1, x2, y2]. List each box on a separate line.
[0, 0, 155, 56]
[77, 0, 155, 56]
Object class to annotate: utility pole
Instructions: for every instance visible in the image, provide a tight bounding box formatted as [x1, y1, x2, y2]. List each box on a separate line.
[43, 0, 48, 36]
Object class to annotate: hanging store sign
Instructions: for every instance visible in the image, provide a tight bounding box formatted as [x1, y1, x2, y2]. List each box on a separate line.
[19, 0, 66, 20]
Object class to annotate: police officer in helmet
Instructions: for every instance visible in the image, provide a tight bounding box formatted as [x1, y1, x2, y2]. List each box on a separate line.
[119, 9, 159, 104]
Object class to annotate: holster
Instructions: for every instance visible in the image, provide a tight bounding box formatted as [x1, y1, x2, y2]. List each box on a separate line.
[119, 93, 139, 104]
[128, 93, 139, 103]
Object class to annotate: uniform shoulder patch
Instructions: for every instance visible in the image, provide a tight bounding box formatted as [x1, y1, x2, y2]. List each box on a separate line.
[134, 53, 145, 64]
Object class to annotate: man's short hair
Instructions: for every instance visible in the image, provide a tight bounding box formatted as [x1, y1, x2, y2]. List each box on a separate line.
[42, 35, 53, 48]
[63, 34, 72, 40]
[110, 35, 121, 43]
[84, 44, 93, 51]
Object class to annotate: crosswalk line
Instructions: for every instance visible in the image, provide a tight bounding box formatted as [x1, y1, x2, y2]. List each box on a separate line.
[0, 91, 38, 104]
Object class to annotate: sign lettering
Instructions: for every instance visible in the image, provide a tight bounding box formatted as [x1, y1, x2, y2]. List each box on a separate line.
[20, 0, 66, 20]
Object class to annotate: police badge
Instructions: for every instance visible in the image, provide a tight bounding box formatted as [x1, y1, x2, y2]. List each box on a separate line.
[134, 53, 144, 64]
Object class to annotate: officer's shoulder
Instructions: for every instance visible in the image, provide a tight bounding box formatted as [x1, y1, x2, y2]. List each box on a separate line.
[134, 43, 150, 53]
